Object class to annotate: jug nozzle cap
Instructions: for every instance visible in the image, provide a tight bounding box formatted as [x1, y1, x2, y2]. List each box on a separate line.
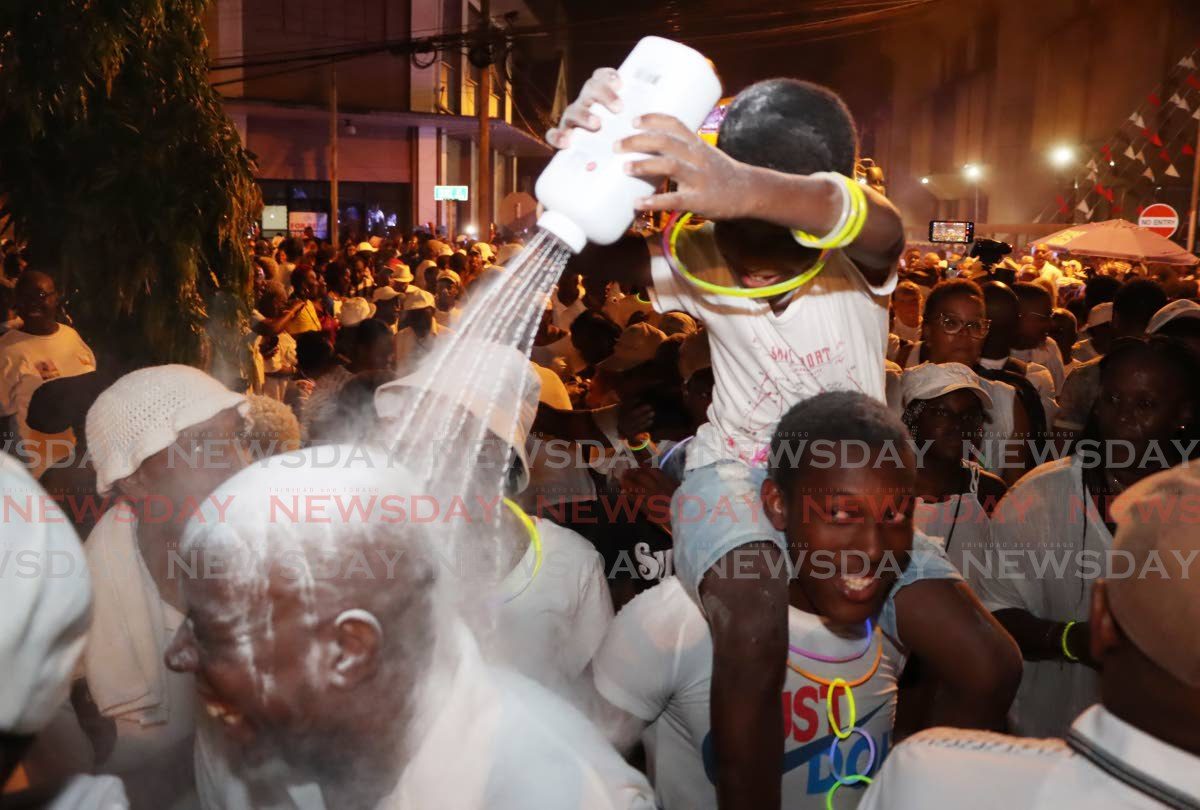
[537, 210, 588, 255]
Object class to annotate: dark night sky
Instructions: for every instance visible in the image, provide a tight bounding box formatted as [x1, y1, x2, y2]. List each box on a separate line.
[555, 0, 919, 147]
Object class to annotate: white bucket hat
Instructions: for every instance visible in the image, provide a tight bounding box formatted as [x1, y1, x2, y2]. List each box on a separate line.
[375, 339, 542, 492]
[86, 365, 247, 496]
[339, 296, 376, 327]
[901, 362, 993, 410]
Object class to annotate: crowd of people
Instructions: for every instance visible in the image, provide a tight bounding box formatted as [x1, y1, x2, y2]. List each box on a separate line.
[2, 69, 1199, 810]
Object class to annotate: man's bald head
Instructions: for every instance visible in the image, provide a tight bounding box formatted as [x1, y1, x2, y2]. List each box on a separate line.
[167, 447, 442, 776]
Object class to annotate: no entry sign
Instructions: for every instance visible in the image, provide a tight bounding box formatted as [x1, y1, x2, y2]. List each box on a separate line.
[1139, 203, 1179, 238]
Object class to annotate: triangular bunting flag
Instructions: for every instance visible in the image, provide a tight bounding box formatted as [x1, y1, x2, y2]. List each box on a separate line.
[1183, 55, 1198, 70]
[1149, 93, 1162, 107]
[1194, 107, 1200, 120]
[1188, 75, 1200, 91]
[1144, 167, 1156, 180]
[1130, 112, 1146, 128]
[1166, 164, 1181, 177]
[1142, 128, 1164, 147]
[1111, 205, 1122, 216]
[1076, 199, 1091, 216]
[1125, 145, 1139, 160]
[1170, 93, 1190, 111]
[1101, 144, 1113, 162]
[1185, 144, 1196, 156]
[1160, 148, 1172, 162]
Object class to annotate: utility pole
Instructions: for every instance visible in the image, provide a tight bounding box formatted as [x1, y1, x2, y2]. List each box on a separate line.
[329, 64, 340, 245]
[1189, 121, 1200, 253]
[477, 0, 492, 238]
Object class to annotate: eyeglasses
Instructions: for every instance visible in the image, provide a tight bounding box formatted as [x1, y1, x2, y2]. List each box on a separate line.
[935, 313, 991, 338]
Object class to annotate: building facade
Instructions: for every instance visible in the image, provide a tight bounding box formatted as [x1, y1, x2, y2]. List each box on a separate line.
[205, 0, 563, 241]
[837, 0, 1200, 243]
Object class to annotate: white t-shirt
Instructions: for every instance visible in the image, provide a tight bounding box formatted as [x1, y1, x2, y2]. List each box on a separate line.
[979, 356, 1057, 429]
[858, 705, 1200, 810]
[972, 456, 1108, 738]
[648, 224, 895, 470]
[394, 321, 453, 375]
[383, 624, 655, 810]
[594, 577, 901, 810]
[553, 294, 588, 331]
[913, 466, 992, 576]
[0, 324, 96, 477]
[1012, 338, 1066, 393]
[891, 319, 920, 343]
[531, 331, 587, 375]
[434, 306, 464, 329]
[489, 518, 614, 706]
[974, 375, 1018, 477]
[41, 774, 130, 810]
[1072, 338, 1100, 364]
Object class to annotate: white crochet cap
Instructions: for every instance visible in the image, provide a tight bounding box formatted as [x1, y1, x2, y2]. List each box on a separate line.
[87, 364, 248, 495]
[0, 454, 92, 734]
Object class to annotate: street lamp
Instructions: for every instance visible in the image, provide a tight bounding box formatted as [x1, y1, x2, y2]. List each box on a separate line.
[963, 164, 982, 221]
[1048, 145, 1079, 223]
[465, 224, 478, 237]
[920, 177, 930, 185]
[1049, 145, 1074, 168]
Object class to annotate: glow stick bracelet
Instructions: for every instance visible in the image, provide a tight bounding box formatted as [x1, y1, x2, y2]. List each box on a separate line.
[826, 678, 856, 740]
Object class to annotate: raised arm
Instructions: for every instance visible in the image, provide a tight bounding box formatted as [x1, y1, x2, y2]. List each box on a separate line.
[621, 114, 904, 289]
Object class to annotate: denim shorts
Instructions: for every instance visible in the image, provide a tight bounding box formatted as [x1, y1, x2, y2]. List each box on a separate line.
[670, 460, 962, 640]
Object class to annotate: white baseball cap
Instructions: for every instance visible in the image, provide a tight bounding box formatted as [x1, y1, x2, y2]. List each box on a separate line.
[1085, 302, 1114, 331]
[901, 362, 993, 410]
[1147, 299, 1200, 335]
[372, 286, 402, 303]
[87, 365, 247, 495]
[436, 269, 462, 286]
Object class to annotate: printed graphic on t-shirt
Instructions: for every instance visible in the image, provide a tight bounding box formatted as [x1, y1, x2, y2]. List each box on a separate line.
[701, 695, 891, 801]
[34, 360, 60, 381]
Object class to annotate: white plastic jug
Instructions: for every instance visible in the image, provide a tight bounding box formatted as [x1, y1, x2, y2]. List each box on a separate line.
[535, 37, 723, 254]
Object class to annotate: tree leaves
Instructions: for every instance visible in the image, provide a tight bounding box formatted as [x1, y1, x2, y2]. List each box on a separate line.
[0, 0, 260, 379]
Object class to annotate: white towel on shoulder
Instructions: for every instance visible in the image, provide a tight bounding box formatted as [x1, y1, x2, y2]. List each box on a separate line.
[83, 508, 169, 725]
